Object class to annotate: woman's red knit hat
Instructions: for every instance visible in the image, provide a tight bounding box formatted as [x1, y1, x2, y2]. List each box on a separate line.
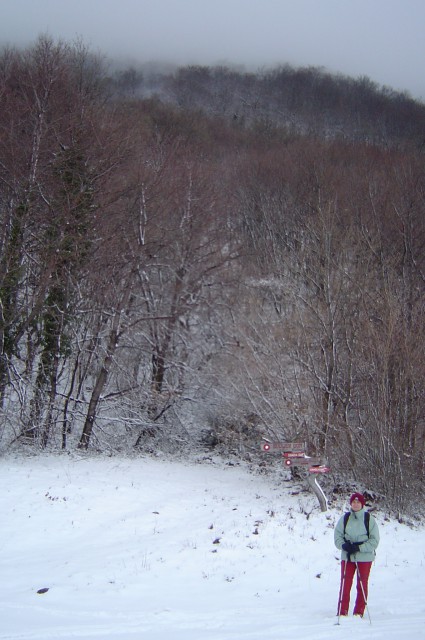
[350, 492, 365, 507]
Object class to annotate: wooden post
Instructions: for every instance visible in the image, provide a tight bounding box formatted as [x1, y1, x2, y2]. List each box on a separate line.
[307, 474, 328, 512]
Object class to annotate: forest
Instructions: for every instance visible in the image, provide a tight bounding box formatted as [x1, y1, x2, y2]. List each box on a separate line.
[0, 36, 424, 514]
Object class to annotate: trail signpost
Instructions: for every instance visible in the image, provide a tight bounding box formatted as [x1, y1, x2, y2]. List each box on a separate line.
[260, 439, 330, 511]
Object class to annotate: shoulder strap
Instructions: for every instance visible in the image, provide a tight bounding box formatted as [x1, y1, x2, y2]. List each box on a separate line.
[364, 511, 370, 537]
[343, 511, 370, 537]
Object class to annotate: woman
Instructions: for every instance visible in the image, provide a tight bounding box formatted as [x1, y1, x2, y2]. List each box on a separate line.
[334, 492, 380, 618]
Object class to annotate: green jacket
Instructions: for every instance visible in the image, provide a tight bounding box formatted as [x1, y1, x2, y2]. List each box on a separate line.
[334, 508, 379, 562]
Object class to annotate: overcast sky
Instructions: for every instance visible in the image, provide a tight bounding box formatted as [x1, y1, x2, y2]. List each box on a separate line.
[1, 0, 424, 100]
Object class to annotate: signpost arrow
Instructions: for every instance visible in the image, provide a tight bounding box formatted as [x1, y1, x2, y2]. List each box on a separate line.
[260, 441, 305, 452]
[287, 456, 322, 467]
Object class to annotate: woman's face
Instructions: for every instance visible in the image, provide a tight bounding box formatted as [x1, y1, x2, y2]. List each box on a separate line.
[351, 498, 363, 512]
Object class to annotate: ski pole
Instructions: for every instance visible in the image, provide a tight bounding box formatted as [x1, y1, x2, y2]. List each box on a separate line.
[336, 560, 348, 624]
[355, 561, 372, 625]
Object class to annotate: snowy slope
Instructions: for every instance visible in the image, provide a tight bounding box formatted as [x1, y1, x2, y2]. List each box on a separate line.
[0, 453, 423, 639]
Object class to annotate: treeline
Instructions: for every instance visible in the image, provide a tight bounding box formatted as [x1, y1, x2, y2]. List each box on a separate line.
[112, 61, 425, 147]
[1, 37, 424, 513]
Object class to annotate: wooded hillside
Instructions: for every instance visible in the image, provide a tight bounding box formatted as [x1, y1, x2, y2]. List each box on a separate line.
[1, 37, 424, 513]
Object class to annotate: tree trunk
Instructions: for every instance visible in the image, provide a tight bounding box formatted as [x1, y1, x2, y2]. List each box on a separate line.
[78, 325, 119, 450]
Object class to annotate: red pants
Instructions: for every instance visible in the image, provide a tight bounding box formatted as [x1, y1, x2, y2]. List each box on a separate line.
[337, 560, 372, 616]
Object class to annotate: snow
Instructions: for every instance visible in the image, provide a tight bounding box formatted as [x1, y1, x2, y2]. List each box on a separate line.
[0, 453, 424, 639]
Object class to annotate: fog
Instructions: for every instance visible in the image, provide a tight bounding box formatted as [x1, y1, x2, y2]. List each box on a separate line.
[1, 0, 425, 100]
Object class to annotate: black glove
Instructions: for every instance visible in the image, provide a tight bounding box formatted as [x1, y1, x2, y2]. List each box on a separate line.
[342, 541, 362, 554]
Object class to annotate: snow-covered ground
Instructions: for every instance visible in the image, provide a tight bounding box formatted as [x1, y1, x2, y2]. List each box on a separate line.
[0, 453, 423, 639]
